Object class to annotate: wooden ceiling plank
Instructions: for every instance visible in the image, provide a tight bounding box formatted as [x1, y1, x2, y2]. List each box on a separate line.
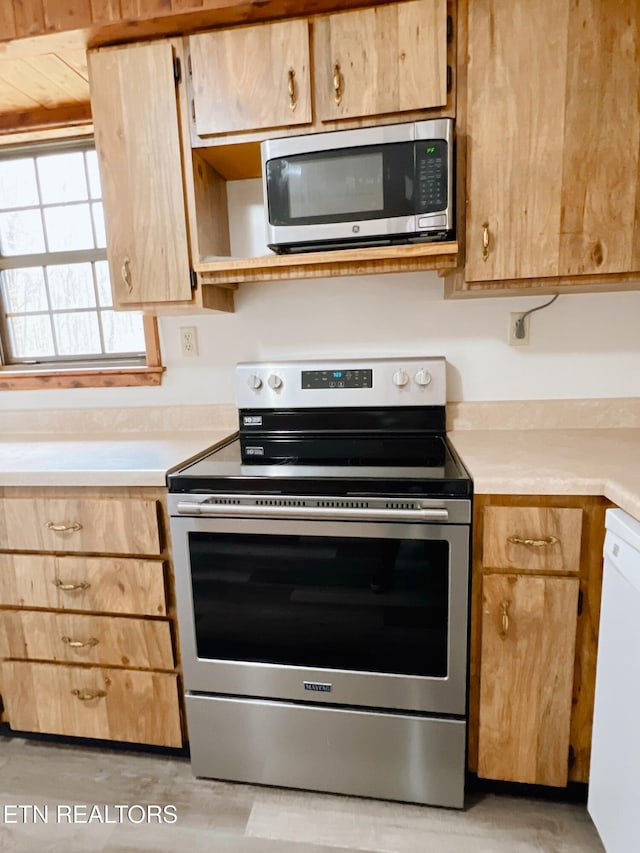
[13, 0, 46, 38]
[22, 53, 91, 104]
[59, 48, 89, 79]
[0, 68, 43, 110]
[43, 0, 92, 32]
[90, 1, 123, 25]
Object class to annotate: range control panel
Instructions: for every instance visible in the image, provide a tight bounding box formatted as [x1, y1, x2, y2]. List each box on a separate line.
[236, 357, 446, 409]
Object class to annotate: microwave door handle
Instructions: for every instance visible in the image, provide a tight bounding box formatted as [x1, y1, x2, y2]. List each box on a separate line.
[175, 501, 449, 523]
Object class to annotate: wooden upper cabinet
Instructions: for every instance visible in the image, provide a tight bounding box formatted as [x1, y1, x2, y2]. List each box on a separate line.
[464, 0, 640, 284]
[88, 41, 193, 306]
[314, 0, 448, 123]
[189, 19, 312, 137]
[478, 573, 579, 787]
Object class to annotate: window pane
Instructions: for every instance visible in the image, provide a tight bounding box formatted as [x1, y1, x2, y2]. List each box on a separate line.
[85, 150, 102, 199]
[0, 158, 39, 210]
[43, 203, 94, 251]
[7, 314, 55, 358]
[92, 202, 107, 248]
[1, 267, 48, 313]
[95, 261, 112, 307]
[36, 152, 88, 204]
[47, 263, 96, 310]
[53, 311, 101, 356]
[0, 209, 46, 255]
[101, 310, 145, 354]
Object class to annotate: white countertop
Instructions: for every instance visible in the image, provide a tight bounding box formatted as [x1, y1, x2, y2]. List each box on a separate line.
[448, 428, 640, 522]
[0, 430, 234, 487]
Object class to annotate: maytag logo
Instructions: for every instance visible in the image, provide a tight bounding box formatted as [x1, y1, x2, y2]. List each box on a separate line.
[304, 681, 332, 693]
[243, 415, 263, 426]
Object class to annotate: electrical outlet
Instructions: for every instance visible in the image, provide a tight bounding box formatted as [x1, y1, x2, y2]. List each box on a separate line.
[508, 312, 529, 346]
[180, 326, 199, 357]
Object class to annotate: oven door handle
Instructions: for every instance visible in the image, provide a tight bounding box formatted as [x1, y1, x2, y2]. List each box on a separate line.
[175, 501, 449, 523]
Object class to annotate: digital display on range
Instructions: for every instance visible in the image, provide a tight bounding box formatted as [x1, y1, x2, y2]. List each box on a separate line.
[301, 369, 373, 389]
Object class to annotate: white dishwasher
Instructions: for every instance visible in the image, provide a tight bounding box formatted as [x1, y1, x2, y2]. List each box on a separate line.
[588, 508, 640, 853]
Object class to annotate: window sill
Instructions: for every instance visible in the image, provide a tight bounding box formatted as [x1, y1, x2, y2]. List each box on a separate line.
[0, 365, 165, 391]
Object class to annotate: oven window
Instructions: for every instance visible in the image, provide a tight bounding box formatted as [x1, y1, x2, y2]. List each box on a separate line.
[189, 532, 449, 677]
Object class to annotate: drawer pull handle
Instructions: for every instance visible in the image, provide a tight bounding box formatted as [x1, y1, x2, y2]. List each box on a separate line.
[288, 67, 297, 111]
[333, 62, 343, 106]
[482, 222, 490, 261]
[499, 598, 511, 638]
[62, 636, 99, 649]
[121, 256, 133, 294]
[45, 521, 82, 533]
[72, 688, 106, 701]
[507, 535, 559, 548]
[53, 579, 90, 592]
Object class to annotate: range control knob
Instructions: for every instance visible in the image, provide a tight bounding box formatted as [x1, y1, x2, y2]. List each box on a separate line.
[247, 374, 262, 390]
[414, 369, 432, 387]
[268, 374, 283, 390]
[392, 369, 410, 387]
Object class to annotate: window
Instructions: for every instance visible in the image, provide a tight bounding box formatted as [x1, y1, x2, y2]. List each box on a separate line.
[0, 140, 162, 390]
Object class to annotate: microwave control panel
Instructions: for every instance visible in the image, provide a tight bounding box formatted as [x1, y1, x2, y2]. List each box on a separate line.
[416, 140, 448, 213]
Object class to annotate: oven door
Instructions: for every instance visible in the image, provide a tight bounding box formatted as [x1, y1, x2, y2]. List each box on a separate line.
[170, 512, 470, 716]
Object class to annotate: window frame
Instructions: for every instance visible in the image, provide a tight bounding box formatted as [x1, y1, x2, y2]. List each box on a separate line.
[0, 134, 163, 391]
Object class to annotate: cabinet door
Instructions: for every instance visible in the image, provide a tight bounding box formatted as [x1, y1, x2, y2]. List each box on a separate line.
[465, 0, 640, 283]
[88, 42, 193, 306]
[315, 0, 447, 123]
[478, 573, 579, 786]
[189, 19, 311, 137]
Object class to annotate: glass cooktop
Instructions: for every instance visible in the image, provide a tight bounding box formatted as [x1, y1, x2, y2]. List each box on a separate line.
[168, 435, 472, 498]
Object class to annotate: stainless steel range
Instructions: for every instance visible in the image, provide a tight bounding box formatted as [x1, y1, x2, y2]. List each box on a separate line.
[168, 357, 472, 808]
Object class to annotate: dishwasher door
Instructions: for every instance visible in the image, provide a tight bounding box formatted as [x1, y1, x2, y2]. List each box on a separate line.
[588, 508, 640, 853]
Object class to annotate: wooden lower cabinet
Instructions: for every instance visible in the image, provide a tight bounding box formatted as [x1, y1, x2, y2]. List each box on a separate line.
[470, 494, 610, 786]
[0, 485, 184, 750]
[0, 662, 182, 747]
[478, 573, 579, 786]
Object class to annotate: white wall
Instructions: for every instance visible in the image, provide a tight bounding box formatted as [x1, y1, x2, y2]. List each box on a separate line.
[4, 179, 640, 411]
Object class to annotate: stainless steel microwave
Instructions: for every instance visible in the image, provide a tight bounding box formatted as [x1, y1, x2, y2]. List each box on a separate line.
[261, 119, 454, 254]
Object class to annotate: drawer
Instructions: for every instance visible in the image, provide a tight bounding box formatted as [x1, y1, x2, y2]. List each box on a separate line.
[0, 661, 182, 747]
[0, 554, 167, 616]
[483, 506, 583, 572]
[0, 497, 161, 555]
[0, 611, 174, 670]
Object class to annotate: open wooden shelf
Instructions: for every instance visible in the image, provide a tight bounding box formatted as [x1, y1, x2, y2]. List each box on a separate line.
[195, 241, 458, 286]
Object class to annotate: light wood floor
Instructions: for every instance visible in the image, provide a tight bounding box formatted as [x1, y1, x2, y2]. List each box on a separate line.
[0, 735, 604, 852]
